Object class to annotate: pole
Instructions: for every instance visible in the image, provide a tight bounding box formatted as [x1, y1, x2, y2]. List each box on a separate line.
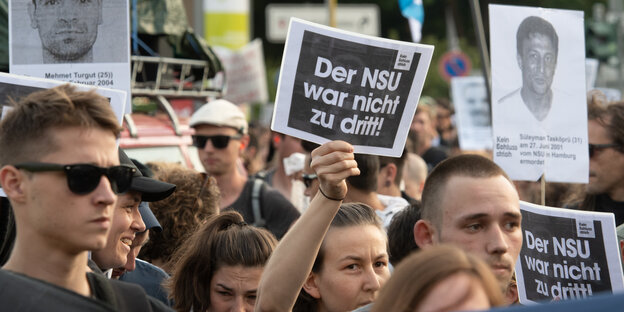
[469, 0, 492, 109]
[540, 175, 546, 206]
[326, 0, 337, 27]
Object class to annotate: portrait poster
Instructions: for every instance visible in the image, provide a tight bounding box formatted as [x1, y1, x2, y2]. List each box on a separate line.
[516, 201, 624, 304]
[490, 5, 588, 183]
[9, 0, 132, 114]
[271, 18, 433, 157]
[213, 39, 269, 105]
[450, 76, 493, 151]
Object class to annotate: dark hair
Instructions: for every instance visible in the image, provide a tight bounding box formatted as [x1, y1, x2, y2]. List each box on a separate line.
[0, 84, 120, 166]
[387, 202, 421, 266]
[421, 154, 511, 227]
[347, 154, 379, 192]
[167, 211, 277, 312]
[294, 203, 384, 312]
[139, 162, 219, 266]
[516, 16, 558, 57]
[379, 149, 407, 186]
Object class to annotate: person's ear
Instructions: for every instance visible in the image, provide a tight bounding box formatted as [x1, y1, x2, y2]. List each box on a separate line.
[240, 134, 250, 151]
[302, 272, 321, 299]
[414, 219, 437, 248]
[27, 1, 38, 29]
[0, 166, 27, 203]
[272, 133, 281, 148]
[516, 52, 523, 71]
[385, 163, 397, 186]
[97, 0, 103, 25]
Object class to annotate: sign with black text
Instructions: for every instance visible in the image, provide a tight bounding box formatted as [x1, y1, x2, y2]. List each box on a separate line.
[271, 18, 433, 157]
[516, 202, 624, 304]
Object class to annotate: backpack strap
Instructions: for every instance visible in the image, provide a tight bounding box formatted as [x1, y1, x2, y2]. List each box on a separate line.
[251, 179, 266, 228]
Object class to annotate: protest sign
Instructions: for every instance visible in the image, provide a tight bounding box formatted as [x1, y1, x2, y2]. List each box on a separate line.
[271, 18, 433, 157]
[490, 5, 588, 183]
[516, 201, 624, 304]
[0, 72, 127, 125]
[9, 0, 132, 114]
[450, 76, 492, 150]
[213, 39, 269, 105]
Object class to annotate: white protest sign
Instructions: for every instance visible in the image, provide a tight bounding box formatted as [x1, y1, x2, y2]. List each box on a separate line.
[450, 76, 493, 150]
[490, 5, 588, 183]
[213, 39, 269, 104]
[272, 18, 433, 157]
[516, 201, 624, 304]
[9, 0, 132, 114]
[0, 72, 127, 125]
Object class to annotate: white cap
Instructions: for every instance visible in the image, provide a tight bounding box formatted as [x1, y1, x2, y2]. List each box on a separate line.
[190, 99, 248, 134]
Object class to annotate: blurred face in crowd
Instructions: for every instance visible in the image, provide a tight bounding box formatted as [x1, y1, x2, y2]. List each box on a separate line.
[304, 225, 390, 311]
[410, 111, 433, 139]
[415, 272, 491, 312]
[587, 119, 624, 199]
[432, 176, 522, 291]
[28, 0, 103, 62]
[209, 265, 263, 312]
[92, 191, 146, 270]
[195, 125, 248, 177]
[8, 127, 118, 253]
[518, 33, 557, 96]
[111, 230, 149, 279]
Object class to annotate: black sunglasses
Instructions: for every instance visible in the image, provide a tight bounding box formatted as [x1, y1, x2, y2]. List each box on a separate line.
[192, 135, 242, 149]
[589, 143, 620, 158]
[302, 173, 318, 188]
[14, 162, 136, 195]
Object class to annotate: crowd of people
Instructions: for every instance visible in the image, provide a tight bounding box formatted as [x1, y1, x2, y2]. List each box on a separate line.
[0, 81, 623, 312]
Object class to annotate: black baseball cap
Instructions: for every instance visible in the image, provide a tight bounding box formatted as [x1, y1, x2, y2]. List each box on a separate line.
[118, 149, 176, 202]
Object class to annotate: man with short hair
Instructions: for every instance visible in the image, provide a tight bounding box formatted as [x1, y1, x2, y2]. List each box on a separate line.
[0, 85, 170, 310]
[413, 154, 522, 298]
[402, 153, 428, 200]
[498, 16, 559, 122]
[378, 150, 418, 205]
[575, 102, 624, 223]
[409, 104, 448, 170]
[190, 99, 300, 239]
[28, 0, 103, 63]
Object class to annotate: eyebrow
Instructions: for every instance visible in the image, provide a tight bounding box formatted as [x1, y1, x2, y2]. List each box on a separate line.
[339, 255, 362, 262]
[459, 211, 521, 222]
[216, 284, 233, 292]
[215, 284, 257, 294]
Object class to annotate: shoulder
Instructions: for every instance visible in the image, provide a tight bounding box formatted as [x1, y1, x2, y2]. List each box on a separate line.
[498, 88, 522, 105]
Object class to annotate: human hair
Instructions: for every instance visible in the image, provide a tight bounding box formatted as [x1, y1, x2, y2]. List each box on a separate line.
[421, 154, 512, 228]
[379, 149, 407, 186]
[415, 102, 436, 122]
[371, 245, 504, 312]
[167, 211, 277, 312]
[516, 16, 558, 57]
[294, 203, 384, 311]
[387, 202, 421, 267]
[139, 162, 219, 266]
[347, 154, 379, 192]
[0, 84, 120, 166]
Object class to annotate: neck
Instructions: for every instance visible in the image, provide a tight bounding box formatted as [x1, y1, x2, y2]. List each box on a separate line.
[213, 169, 248, 209]
[344, 188, 385, 211]
[520, 87, 552, 121]
[609, 186, 624, 202]
[42, 49, 93, 64]
[377, 184, 402, 198]
[416, 140, 431, 156]
[3, 230, 91, 297]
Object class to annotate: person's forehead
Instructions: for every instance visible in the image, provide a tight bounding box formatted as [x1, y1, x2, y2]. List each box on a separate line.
[322, 225, 387, 261]
[194, 124, 239, 135]
[440, 175, 520, 220]
[522, 33, 556, 51]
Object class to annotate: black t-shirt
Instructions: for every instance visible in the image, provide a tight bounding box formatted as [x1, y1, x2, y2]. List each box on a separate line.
[594, 194, 624, 225]
[226, 179, 300, 239]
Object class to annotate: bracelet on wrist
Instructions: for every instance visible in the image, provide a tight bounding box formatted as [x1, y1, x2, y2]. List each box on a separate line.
[318, 187, 345, 201]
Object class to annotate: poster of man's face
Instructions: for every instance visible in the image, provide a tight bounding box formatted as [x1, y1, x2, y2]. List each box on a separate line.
[10, 0, 128, 64]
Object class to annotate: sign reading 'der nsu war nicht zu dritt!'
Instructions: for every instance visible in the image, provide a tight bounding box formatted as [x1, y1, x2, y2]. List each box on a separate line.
[272, 18, 433, 157]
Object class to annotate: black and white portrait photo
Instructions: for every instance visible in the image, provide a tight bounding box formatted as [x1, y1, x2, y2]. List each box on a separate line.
[490, 4, 588, 183]
[10, 0, 129, 64]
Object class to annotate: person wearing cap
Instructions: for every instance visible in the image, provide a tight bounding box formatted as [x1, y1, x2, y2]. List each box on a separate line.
[90, 149, 176, 276]
[190, 99, 300, 239]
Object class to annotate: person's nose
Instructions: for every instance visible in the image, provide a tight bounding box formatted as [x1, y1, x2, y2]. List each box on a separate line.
[94, 176, 116, 207]
[486, 224, 510, 255]
[229, 297, 247, 312]
[362, 266, 382, 292]
[131, 208, 147, 233]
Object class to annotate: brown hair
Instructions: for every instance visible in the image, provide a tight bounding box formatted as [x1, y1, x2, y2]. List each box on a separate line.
[0, 84, 120, 165]
[139, 162, 219, 265]
[371, 245, 505, 312]
[294, 203, 385, 312]
[347, 154, 379, 192]
[421, 154, 512, 228]
[167, 211, 277, 312]
[378, 149, 407, 186]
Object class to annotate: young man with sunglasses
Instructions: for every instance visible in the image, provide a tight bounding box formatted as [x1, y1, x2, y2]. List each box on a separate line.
[0, 85, 171, 311]
[190, 99, 300, 239]
[573, 102, 624, 224]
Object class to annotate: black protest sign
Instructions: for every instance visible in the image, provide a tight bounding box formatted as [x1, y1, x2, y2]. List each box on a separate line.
[516, 202, 624, 304]
[272, 18, 433, 157]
